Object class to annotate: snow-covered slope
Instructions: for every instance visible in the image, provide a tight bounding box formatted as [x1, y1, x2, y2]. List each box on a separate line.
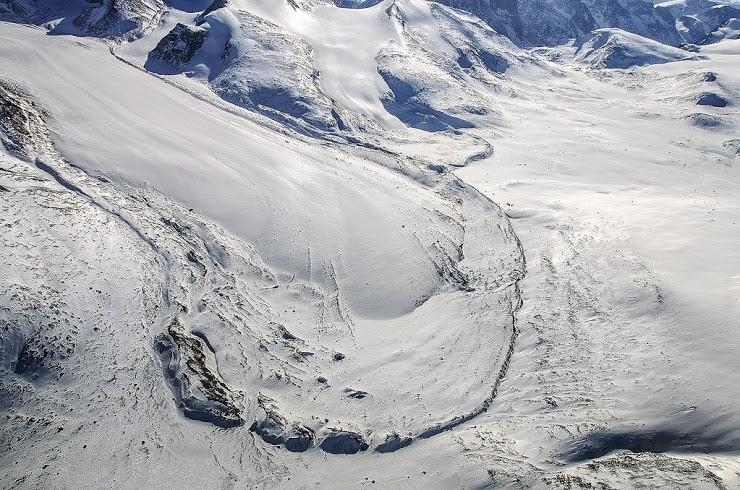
[574, 27, 697, 68]
[0, 0, 167, 37]
[0, 17, 526, 473]
[657, 0, 740, 43]
[131, 0, 534, 137]
[433, 0, 681, 46]
[1, 0, 740, 488]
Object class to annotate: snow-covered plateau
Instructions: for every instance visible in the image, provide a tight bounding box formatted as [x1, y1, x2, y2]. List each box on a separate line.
[0, 0, 738, 488]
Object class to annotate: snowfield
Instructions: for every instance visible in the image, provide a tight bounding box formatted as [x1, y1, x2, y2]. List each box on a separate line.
[1, 0, 739, 488]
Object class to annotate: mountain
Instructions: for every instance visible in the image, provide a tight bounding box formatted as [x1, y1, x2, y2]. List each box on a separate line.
[2, 0, 734, 48]
[140, 0, 533, 136]
[399, 0, 680, 46]
[0, 0, 166, 37]
[1, 0, 740, 488]
[573, 27, 696, 67]
[657, 0, 740, 43]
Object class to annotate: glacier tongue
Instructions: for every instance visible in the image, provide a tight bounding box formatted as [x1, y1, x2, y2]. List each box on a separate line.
[0, 17, 524, 469]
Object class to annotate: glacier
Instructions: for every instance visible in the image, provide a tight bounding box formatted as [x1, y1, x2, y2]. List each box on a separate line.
[1, 0, 739, 487]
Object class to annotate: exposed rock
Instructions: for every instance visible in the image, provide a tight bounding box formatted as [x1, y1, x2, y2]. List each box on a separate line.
[667, 0, 740, 44]
[701, 17, 740, 45]
[375, 432, 413, 453]
[154, 318, 243, 428]
[436, 0, 681, 47]
[249, 395, 315, 452]
[343, 388, 369, 399]
[0, 79, 50, 160]
[0, 0, 32, 17]
[696, 92, 728, 107]
[318, 430, 369, 454]
[684, 112, 729, 129]
[72, 0, 165, 38]
[195, 0, 228, 25]
[723, 139, 740, 156]
[148, 23, 208, 67]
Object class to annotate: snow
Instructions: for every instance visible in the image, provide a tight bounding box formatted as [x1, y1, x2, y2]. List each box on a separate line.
[574, 28, 697, 68]
[455, 36, 740, 485]
[2, 24, 435, 317]
[0, 16, 523, 483]
[271, 0, 407, 129]
[1, 1, 740, 487]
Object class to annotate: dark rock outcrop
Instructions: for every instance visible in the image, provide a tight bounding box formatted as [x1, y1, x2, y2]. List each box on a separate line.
[154, 319, 243, 428]
[249, 395, 315, 452]
[375, 432, 413, 453]
[318, 430, 369, 454]
[148, 23, 208, 67]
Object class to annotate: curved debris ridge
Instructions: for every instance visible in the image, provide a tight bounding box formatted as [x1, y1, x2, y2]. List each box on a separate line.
[1, 0, 740, 486]
[250, 395, 315, 452]
[374, 432, 413, 453]
[249, 395, 370, 455]
[0, 22, 528, 476]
